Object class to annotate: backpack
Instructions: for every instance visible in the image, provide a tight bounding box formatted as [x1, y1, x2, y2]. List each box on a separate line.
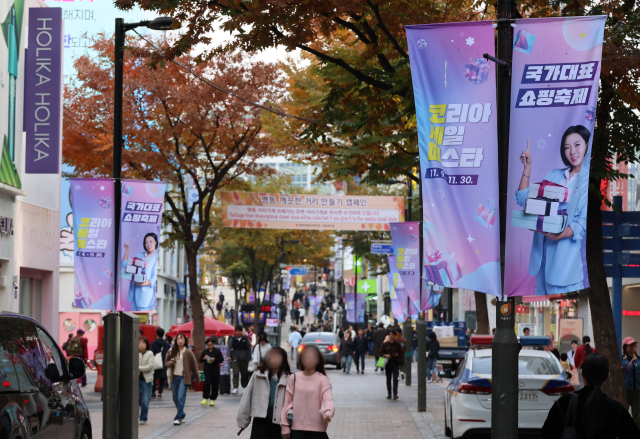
[561, 393, 580, 439]
[68, 336, 84, 357]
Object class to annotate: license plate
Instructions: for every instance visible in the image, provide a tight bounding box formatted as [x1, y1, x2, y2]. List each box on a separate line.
[518, 392, 538, 401]
[437, 360, 452, 365]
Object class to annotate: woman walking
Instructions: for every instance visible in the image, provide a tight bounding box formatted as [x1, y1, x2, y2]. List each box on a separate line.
[426, 332, 440, 383]
[253, 333, 273, 367]
[622, 336, 640, 428]
[165, 333, 200, 425]
[199, 338, 224, 407]
[281, 345, 334, 439]
[138, 336, 154, 425]
[339, 332, 354, 374]
[237, 347, 291, 439]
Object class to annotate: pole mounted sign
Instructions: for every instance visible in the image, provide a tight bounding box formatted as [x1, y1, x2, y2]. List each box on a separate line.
[370, 243, 394, 254]
[289, 267, 307, 276]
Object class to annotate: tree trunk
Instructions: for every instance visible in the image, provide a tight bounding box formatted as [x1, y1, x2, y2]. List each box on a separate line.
[585, 184, 627, 406]
[474, 291, 490, 334]
[186, 249, 206, 361]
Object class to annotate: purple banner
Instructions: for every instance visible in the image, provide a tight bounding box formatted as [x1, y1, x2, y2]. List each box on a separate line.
[388, 273, 404, 323]
[117, 180, 167, 311]
[71, 178, 116, 309]
[388, 255, 410, 322]
[406, 21, 502, 297]
[345, 293, 355, 322]
[505, 17, 605, 296]
[390, 222, 421, 315]
[24, 8, 63, 174]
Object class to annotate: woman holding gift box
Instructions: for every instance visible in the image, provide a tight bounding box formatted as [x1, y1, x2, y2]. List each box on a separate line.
[516, 125, 590, 295]
[122, 233, 159, 311]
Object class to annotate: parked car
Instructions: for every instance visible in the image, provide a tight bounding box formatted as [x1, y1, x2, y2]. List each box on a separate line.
[298, 332, 341, 368]
[0, 312, 91, 438]
[442, 335, 573, 438]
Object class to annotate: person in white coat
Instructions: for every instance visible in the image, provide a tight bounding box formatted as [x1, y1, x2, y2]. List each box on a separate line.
[138, 336, 155, 425]
[237, 347, 291, 439]
[252, 333, 272, 367]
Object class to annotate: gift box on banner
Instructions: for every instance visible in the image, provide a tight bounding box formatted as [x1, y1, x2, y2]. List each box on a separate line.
[510, 209, 568, 234]
[424, 251, 462, 287]
[465, 58, 490, 85]
[524, 198, 560, 216]
[122, 272, 147, 283]
[474, 199, 497, 228]
[129, 257, 147, 268]
[528, 180, 570, 203]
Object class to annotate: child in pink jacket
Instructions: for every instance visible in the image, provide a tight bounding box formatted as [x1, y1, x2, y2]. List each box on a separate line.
[281, 345, 335, 439]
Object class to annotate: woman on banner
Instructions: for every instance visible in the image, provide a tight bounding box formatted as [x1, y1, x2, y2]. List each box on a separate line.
[516, 125, 590, 295]
[121, 232, 159, 311]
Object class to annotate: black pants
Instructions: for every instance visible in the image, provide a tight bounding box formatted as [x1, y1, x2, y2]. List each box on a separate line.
[152, 377, 165, 395]
[385, 362, 399, 396]
[291, 431, 329, 439]
[354, 352, 366, 371]
[251, 407, 281, 439]
[203, 371, 220, 400]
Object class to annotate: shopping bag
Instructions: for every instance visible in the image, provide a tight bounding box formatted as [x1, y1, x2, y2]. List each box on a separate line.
[376, 357, 387, 368]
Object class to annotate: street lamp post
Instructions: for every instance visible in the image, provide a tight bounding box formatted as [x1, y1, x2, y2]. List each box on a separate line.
[103, 17, 174, 439]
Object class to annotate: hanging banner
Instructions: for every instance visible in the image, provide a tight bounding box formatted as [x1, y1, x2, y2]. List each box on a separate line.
[390, 222, 421, 315]
[388, 255, 410, 322]
[70, 178, 116, 309]
[406, 22, 502, 297]
[345, 293, 355, 322]
[388, 272, 405, 323]
[116, 180, 167, 311]
[504, 16, 605, 296]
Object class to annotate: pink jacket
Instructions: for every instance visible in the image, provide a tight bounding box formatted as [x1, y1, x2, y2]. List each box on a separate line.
[280, 371, 334, 434]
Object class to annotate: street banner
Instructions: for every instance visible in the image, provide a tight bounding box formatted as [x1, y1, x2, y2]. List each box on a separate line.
[70, 178, 116, 309]
[406, 21, 502, 297]
[345, 293, 355, 322]
[389, 279, 405, 323]
[388, 255, 411, 321]
[221, 191, 404, 231]
[116, 180, 167, 311]
[504, 16, 605, 296]
[390, 222, 422, 315]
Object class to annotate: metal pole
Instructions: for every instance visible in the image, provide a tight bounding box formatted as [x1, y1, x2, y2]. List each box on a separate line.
[417, 169, 426, 412]
[492, 0, 518, 436]
[612, 195, 623, 348]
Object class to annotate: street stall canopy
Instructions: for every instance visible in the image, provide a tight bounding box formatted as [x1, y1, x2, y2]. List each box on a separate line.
[167, 316, 235, 338]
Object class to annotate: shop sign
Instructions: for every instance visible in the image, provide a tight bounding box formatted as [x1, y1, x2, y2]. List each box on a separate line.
[516, 305, 530, 314]
[0, 217, 14, 236]
[623, 310, 640, 316]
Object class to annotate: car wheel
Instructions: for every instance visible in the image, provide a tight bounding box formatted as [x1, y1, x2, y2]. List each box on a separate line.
[81, 422, 92, 439]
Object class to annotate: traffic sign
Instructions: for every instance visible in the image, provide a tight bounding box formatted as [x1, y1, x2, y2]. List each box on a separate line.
[290, 267, 307, 276]
[370, 243, 394, 254]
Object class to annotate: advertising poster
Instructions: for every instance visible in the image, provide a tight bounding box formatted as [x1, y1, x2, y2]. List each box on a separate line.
[390, 222, 422, 314]
[388, 272, 405, 323]
[116, 180, 167, 311]
[345, 293, 355, 322]
[504, 17, 606, 296]
[70, 178, 116, 309]
[406, 22, 502, 297]
[388, 254, 411, 321]
[221, 191, 404, 231]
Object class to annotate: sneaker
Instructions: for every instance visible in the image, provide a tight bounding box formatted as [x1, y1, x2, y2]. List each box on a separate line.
[361, 370, 364, 374]
[201, 399, 208, 405]
[173, 420, 181, 426]
[209, 400, 215, 406]
[150, 394, 157, 400]
[140, 421, 146, 425]
[375, 367, 379, 372]
[231, 388, 238, 394]
[386, 395, 391, 400]
[401, 373, 405, 379]
[393, 395, 399, 400]
[181, 419, 186, 424]
[427, 379, 432, 383]
[157, 395, 162, 400]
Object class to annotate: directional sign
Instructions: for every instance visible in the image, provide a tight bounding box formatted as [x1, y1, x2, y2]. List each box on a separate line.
[370, 243, 394, 255]
[290, 267, 307, 276]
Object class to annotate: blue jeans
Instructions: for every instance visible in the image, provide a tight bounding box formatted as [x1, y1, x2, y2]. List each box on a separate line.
[139, 380, 152, 422]
[344, 355, 353, 373]
[426, 357, 438, 378]
[172, 375, 187, 421]
[368, 342, 374, 356]
[412, 347, 418, 363]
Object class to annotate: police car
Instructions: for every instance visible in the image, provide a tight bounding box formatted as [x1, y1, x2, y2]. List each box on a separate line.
[442, 335, 574, 438]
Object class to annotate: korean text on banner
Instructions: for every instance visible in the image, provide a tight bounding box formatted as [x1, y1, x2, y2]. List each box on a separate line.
[116, 180, 167, 311]
[388, 255, 410, 322]
[221, 191, 404, 231]
[390, 222, 422, 315]
[70, 178, 116, 310]
[406, 22, 502, 297]
[504, 17, 605, 296]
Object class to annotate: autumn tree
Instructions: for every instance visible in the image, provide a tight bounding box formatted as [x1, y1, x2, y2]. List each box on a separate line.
[63, 34, 287, 353]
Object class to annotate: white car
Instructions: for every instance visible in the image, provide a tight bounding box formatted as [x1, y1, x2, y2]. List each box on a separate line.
[443, 336, 574, 438]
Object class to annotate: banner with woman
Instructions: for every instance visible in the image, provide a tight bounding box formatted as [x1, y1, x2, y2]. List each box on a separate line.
[504, 16, 606, 296]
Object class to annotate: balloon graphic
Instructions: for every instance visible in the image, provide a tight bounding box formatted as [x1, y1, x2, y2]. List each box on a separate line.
[562, 17, 604, 52]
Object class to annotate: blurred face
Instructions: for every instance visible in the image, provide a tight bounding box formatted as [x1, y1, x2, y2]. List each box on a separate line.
[358, 330, 364, 337]
[301, 349, 320, 370]
[563, 133, 587, 169]
[266, 351, 283, 370]
[344, 332, 351, 340]
[571, 342, 578, 352]
[144, 235, 157, 253]
[524, 329, 530, 336]
[235, 330, 243, 338]
[139, 339, 146, 353]
[207, 341, 214, 350]
[626, 343, 637, 357]
[388, 332, 396, 342]
[176, 335, 186, 347]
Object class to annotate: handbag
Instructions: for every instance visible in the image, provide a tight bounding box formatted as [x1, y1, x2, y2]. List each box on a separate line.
[376, 357, 387, 368]
[561, 393, 579, 439]
[286, 374, 296, 425]
[153, 352, 164, 371]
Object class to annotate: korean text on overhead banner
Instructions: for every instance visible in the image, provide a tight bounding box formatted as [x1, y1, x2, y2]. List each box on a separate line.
[388, 255, 409, 322]
[221, 191, 404, 231]
[24, 8, 63, 174]
[70, 179, 116, 310]
[405, 21, 502, 297]
[390, 222, 422, 314]
[504, 17, 605, 296]
[117, 180, 167, 311]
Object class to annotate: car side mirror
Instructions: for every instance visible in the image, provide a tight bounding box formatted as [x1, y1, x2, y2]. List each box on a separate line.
[439, 369, 453, 379]
[45, 363, 62, 382]
[68, 357, 86, 380]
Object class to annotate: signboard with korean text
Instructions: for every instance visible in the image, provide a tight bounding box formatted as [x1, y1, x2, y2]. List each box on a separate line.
[370, 243, 394, 255]
[390, 222, 421, 315]
[116, 180, 167, 312]
[504, 17, 605, 296]
[70, 178, 116, 309]
[221, 191, 404, 231]
[406, 21, 502, 297]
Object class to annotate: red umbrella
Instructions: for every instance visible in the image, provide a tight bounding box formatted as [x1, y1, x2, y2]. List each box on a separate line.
[166, 316, 235, 338]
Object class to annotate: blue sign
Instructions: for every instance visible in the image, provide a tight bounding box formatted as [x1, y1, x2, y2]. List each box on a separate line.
[176, 283, 186, 300]
[370, 243, 394, 255]
[289, 268, 307, 276]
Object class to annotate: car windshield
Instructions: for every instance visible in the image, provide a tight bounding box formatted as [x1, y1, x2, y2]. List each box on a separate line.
[472, 356, 561, 375]
[302, 333, 335, 343]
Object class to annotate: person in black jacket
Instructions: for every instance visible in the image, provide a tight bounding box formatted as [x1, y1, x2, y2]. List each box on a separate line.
[353, 329, 368, 374]
[340, 331, 355, 374]
[372, 323, 388, 372]
[426, 332, 440, 383]
[541, 353, 640, 439]
[199, 338, 224, 406]
[379, 330, 405, 400]
[150, 328, 171, 400]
